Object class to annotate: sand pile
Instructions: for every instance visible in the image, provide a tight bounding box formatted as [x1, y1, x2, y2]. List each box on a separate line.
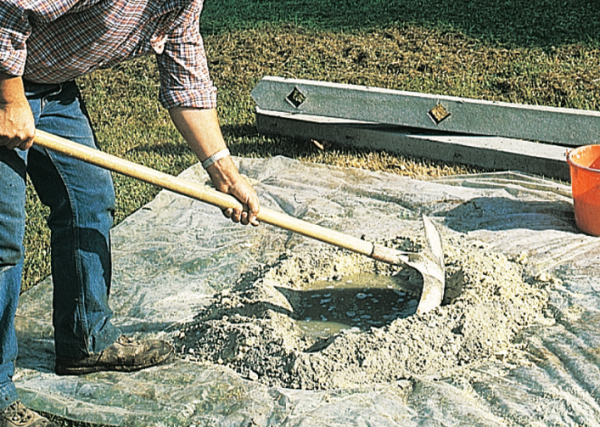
[173, 234, 550, 390]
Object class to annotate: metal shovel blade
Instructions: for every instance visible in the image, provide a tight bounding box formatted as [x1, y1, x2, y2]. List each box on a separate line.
[370, 216, 445, 315]
[415, 216, 445, 315]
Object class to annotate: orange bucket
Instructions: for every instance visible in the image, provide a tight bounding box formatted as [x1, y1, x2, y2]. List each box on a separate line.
[567, 145, 600, 236]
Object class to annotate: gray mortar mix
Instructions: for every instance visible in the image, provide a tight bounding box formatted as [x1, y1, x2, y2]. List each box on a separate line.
[173, 234, 553, 390]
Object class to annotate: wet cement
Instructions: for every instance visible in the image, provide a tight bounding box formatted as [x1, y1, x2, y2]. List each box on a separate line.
[173, 234, 552, 390]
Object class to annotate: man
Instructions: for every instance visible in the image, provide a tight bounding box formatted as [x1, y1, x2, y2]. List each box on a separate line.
[0, 1, 260, 425]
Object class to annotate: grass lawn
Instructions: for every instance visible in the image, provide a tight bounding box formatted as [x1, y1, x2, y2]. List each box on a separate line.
[23, 1, 600, 425]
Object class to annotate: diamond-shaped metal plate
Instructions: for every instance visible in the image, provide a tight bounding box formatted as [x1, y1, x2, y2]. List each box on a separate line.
[429, 103, 451, 124]
[286, 86, 307, 108]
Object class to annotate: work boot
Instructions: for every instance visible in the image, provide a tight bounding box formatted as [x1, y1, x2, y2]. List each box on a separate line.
[0, 401, 58, 427]
[55, 335, 173, 375]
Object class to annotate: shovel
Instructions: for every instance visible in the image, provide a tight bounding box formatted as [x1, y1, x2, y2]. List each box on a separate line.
[33, 130, 445, 315]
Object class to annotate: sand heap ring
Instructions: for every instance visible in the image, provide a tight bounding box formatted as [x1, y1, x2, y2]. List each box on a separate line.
[174, 234, 550, 390]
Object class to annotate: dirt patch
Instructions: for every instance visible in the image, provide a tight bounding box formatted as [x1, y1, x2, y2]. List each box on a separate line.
[173, 234, 550, 390]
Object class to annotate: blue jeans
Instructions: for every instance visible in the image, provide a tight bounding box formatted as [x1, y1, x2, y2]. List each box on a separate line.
[0, 80, 121, 409]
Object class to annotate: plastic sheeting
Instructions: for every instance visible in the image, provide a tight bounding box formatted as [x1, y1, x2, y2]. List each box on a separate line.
[13, 156, 600, 426]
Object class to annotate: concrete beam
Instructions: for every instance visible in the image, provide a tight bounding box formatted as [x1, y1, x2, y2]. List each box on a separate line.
[256, 108, 570, 181]
[252, 76, 600, 147]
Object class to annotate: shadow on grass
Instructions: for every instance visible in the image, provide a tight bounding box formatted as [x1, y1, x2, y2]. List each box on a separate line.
[202, 0, 600, 48]
[131, 124, 320, 160]
[222, 124, 320, 158]
[131, 141, 190, 157]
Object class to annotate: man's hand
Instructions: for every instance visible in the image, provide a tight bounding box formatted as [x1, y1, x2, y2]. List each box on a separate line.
[0, 74, 35, 150]
[169, 106, 260, 226]
[208, 156, 260, 226]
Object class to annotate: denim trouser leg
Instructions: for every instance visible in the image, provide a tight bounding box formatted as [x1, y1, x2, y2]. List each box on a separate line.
[0, 149, 27, 410]
[0, 80, 121, 409]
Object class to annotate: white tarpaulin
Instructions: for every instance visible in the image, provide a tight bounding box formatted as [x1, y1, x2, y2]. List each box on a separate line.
[13, 156, 600, 426]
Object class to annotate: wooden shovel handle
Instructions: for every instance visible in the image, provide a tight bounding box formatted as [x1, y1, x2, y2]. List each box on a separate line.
[33, 130, 376, 259]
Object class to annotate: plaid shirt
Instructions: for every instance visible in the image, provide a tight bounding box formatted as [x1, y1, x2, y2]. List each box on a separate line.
[0, 0, 217, 109]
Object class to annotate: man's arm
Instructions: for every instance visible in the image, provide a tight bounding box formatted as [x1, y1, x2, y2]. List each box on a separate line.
[0, 72, 35, 150]
[169, 106, 260, 226]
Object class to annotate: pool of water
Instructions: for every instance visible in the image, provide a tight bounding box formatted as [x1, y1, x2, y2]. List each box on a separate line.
[276, 272, 421, 339]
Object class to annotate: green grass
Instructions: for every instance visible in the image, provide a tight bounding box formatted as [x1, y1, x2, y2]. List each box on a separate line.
[200, 0, 600, 48]
[19, 1, 600, 425]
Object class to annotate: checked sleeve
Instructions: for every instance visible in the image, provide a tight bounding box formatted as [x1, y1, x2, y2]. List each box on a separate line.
[0, 1, 31, 75]
[0, 0, 98, 76]
[155, 1, 217, 109]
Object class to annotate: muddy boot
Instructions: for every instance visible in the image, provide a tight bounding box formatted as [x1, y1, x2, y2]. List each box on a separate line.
[55, 335, 174, 375]
[0, 401, 58, 427]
